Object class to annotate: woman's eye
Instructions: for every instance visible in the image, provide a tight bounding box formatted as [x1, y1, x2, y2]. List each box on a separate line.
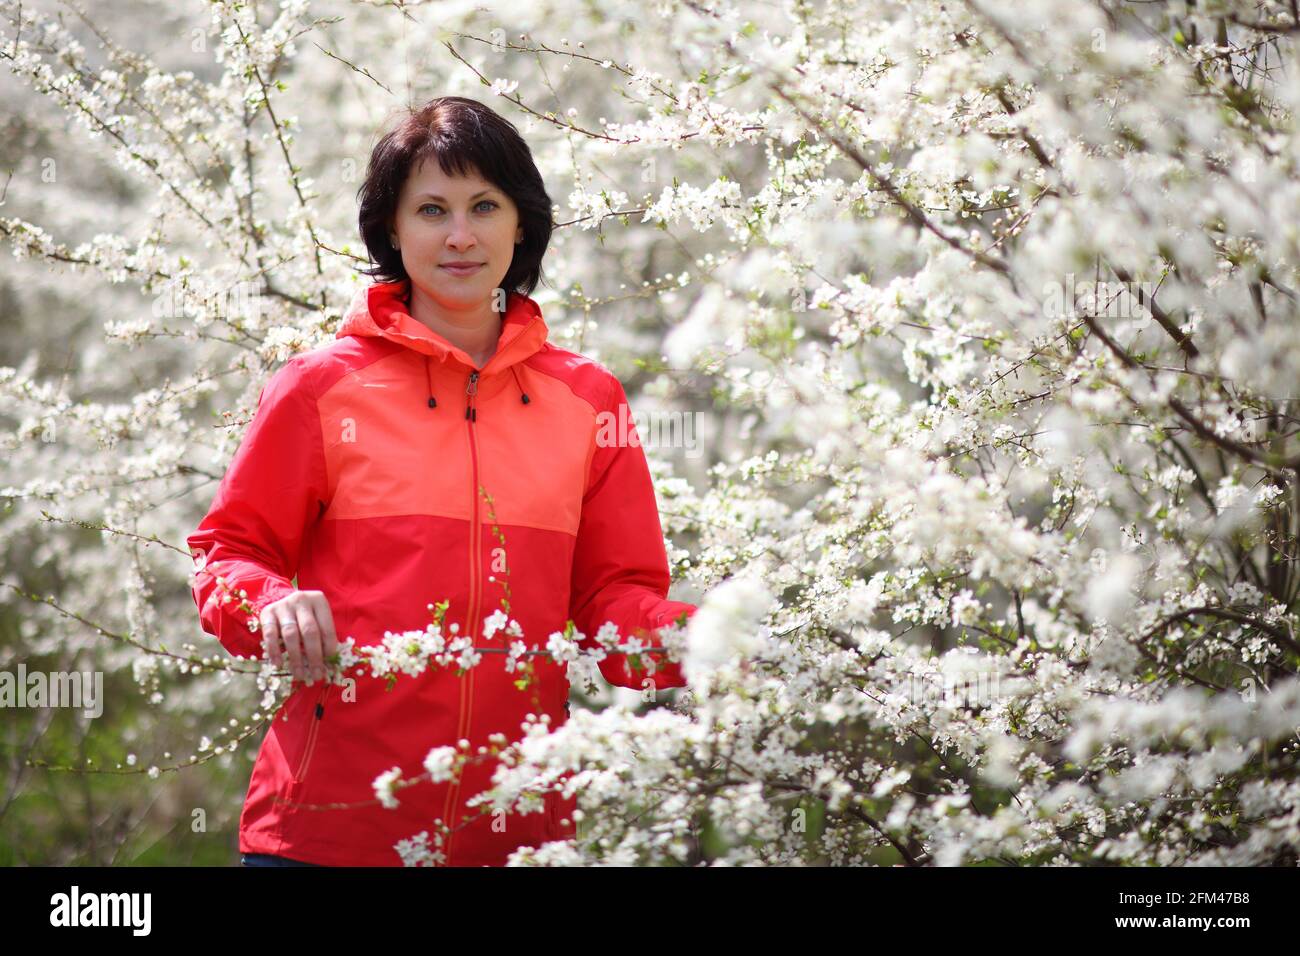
[417, 201, 498, 215]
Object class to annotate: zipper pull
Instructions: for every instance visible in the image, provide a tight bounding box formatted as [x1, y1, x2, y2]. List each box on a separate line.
[465, 371, 478, 422]
[466, 371, 478, 396]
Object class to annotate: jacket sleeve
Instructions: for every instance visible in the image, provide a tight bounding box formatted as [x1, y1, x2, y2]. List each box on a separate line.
[568, 373, 696, 691]
[186, 356, 328, 660]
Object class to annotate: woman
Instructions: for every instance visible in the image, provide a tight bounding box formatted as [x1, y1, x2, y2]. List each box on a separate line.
[187, 96, 697, 867]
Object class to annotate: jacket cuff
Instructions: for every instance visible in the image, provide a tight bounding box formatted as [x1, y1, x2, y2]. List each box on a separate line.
[615, 602, 696, 690]
[208, 577, 297, 660]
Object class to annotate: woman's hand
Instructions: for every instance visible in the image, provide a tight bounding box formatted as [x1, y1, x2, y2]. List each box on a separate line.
[260, 590, 339, 685]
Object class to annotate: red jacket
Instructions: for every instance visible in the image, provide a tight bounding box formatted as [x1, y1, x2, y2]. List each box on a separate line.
[187, 280, 695, 866]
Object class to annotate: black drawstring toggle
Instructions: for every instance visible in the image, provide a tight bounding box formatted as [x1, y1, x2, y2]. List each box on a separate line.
[511, 365, 531, 405]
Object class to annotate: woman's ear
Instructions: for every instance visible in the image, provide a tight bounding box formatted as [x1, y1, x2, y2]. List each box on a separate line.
[516, 225, 524, 244]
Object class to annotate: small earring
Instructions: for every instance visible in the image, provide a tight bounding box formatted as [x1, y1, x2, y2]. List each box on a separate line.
[391, 238, 400, 250]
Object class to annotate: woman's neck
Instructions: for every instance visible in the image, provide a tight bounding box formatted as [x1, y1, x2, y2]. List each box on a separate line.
[406, 283, 502, 370]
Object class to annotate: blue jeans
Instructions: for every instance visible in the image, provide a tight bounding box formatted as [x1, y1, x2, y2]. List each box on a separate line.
[241, 852, 323, 867]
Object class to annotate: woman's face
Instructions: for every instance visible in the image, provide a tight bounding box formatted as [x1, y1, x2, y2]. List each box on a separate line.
[388, 159, 524, 312]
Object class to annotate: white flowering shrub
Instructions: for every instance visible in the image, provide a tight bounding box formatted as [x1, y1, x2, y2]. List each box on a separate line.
[2, 0, 1299, 865]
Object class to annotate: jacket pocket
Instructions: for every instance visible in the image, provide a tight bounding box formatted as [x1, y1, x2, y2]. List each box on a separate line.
[292, 683, 331, 785]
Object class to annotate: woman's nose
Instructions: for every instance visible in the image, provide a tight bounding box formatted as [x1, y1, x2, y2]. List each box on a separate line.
[446, 218, 477, 248]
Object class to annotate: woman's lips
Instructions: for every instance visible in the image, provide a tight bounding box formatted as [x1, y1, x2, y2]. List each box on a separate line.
[440, 263, 485, 276]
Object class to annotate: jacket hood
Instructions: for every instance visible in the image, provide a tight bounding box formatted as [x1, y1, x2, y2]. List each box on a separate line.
[337, 279, 549, 376]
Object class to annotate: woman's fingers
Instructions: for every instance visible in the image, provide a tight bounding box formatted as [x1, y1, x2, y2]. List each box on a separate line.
[278, 611, 306, 683]
[261, 612, 284, 668]
[307, 591, 339, 664]
[295, 599, 325, 684]
[261, 591, 340, 685]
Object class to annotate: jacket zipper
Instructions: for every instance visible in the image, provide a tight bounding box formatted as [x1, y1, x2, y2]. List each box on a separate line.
[443, 369, 482, 864]
[293, 683, 330, 784]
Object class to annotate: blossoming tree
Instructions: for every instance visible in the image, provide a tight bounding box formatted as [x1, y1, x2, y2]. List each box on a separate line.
[2, 0, 1299, 865]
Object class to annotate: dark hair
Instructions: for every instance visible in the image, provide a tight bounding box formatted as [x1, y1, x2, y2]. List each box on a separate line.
[356, 96, 553, 297]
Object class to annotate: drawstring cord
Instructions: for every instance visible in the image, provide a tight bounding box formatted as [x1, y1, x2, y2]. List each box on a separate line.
[423, 354, 532, 411]
[510, 365, 531, 405]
